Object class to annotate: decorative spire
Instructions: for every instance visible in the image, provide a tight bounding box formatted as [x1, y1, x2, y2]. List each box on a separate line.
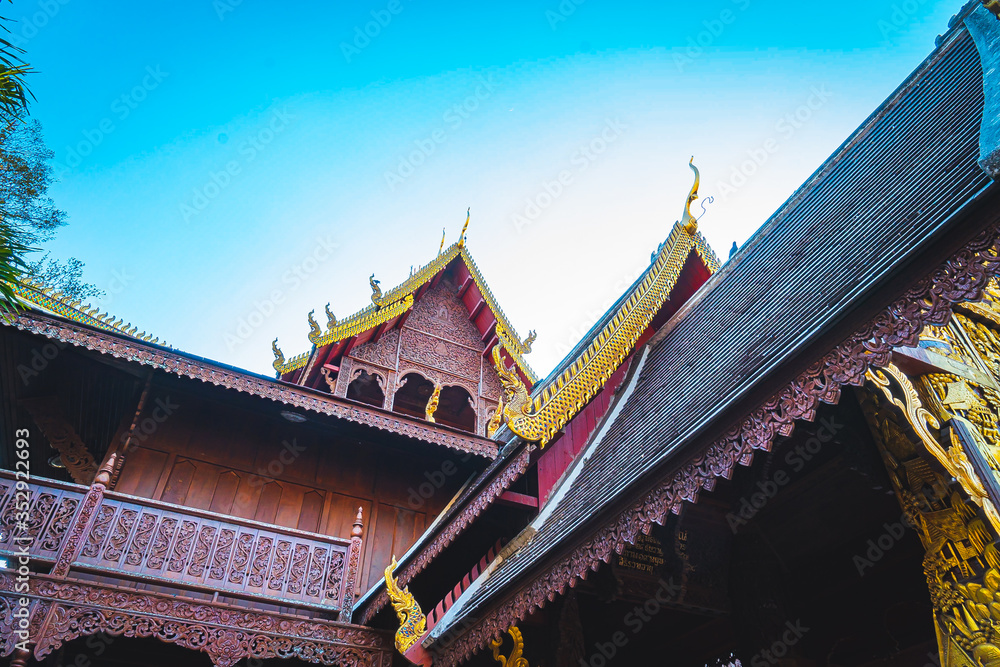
[425, 383, 442, 423]
[352, 506, 364, 539]
[522, 330, 537, 354]
[307, 309, 322, 343]
[681, 157, 700, 235]
[272, 338, 286, 371]
[370, 274, 383, 307]
[325, 302, 337, 330]
[458, 207, 471, 248]
[439, 227, 446, 255]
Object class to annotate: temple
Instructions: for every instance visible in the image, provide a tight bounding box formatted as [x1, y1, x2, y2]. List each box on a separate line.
[2, 1, 1000, 665]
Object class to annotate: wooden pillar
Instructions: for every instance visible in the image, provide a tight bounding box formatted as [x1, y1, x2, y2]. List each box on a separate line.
[340, 507, 364, 622]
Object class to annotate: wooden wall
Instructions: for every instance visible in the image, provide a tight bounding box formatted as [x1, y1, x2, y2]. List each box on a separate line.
[113, 386, 469, 594]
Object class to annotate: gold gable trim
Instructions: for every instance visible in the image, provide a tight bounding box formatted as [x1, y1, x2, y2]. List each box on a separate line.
[493, 221, 719, 446]
[277, 240, 538, 382]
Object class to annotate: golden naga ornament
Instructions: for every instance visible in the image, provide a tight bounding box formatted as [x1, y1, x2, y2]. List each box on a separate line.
[425, 383, 442, 423]
[272, 338, 286, 371]
[681, 157, 700, 235]
[306, 309, 322, 344]
[370, 274, 383, 306]
[522, 330, 537, 354]
[325, 302, 337, 329]
[438, 227, 447, 255]
[385, 556, 427, 654]
[490, 626, 529, 667]
[486, 398, 504, 438]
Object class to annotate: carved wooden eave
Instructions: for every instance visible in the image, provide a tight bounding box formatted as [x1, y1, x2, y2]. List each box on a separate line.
[3, 312, 499, 458]
[429, 202, 1000, 666]
[0, 572, 394, 667]
[275, 242, 537, 385]
[354, 446, 533, 625]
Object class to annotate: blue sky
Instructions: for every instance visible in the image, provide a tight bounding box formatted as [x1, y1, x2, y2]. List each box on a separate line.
[13, 0, 966, 377]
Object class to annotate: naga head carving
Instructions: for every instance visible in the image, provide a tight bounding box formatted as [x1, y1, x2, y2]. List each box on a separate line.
[492, 345, 531, 423]
[306, 310, 321, 343]
[384, 556, 426, 654]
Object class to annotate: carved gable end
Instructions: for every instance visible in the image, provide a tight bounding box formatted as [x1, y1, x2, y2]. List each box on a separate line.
[404, 279, 484, 351]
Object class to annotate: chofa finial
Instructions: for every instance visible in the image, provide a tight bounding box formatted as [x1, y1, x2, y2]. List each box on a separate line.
[681, 157, 700, 235]
[458, 208, 471, 248]
[439, 227, 446, 255]
[272, 338, 286, 371]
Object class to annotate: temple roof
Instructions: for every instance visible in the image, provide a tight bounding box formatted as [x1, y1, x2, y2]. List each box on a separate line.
[273, 230, 538, 384]
[429, 9, 999, 654]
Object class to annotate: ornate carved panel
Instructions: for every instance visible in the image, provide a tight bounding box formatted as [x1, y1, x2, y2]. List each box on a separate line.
[0, 475, 84, 561]
[0, 573, 394, 667]
[348, 329, 399, 370]
[404, 280, 485, 351]
[399, 328, 481, 382]
[62, 489, 353, 610]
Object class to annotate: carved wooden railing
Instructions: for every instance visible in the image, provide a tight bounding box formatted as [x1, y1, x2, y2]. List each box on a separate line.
[0, 470, 363, 618]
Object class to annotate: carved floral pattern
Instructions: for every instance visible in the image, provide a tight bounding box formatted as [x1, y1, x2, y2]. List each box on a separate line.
[400, 329, 481, 381]
[348, 329, 399, 370]
[405, 280, 485, 351]
[39, 497, 79, 553]
[0, 573, 393, 667]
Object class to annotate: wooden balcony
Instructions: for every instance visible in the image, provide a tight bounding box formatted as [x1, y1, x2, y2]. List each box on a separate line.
[0, 470, 360, 618]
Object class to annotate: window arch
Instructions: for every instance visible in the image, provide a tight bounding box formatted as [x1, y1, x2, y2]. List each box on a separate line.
[346, 369, 385, 409]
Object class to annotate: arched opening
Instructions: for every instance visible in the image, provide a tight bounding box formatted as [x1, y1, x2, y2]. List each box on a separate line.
[434, 385, 476, 432]
[391, 372, 436, 419]
[346, 369, 385, 408]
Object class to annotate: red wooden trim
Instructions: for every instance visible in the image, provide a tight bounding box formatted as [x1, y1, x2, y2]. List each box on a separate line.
[499, 490, 539, 509]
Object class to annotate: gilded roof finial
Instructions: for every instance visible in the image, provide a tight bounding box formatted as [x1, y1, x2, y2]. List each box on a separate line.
[272, 338, 286, 372]
[370, 274, 383, 307]
[523, 330, 537, 354]
[681, 157, 700, 236]
[458, 208, 471, 248]
[325, 302, 337, 330]
[307, 309, 322, 344]
[438, 227, 446, 255]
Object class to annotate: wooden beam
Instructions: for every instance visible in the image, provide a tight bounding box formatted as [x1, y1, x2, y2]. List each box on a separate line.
[498, 490, 539, 509]
[457, 274, 474, 298]
[469, 298, 487, 321]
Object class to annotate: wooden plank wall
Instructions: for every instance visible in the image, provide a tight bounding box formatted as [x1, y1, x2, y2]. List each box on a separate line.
[114, 387, 465, 594]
